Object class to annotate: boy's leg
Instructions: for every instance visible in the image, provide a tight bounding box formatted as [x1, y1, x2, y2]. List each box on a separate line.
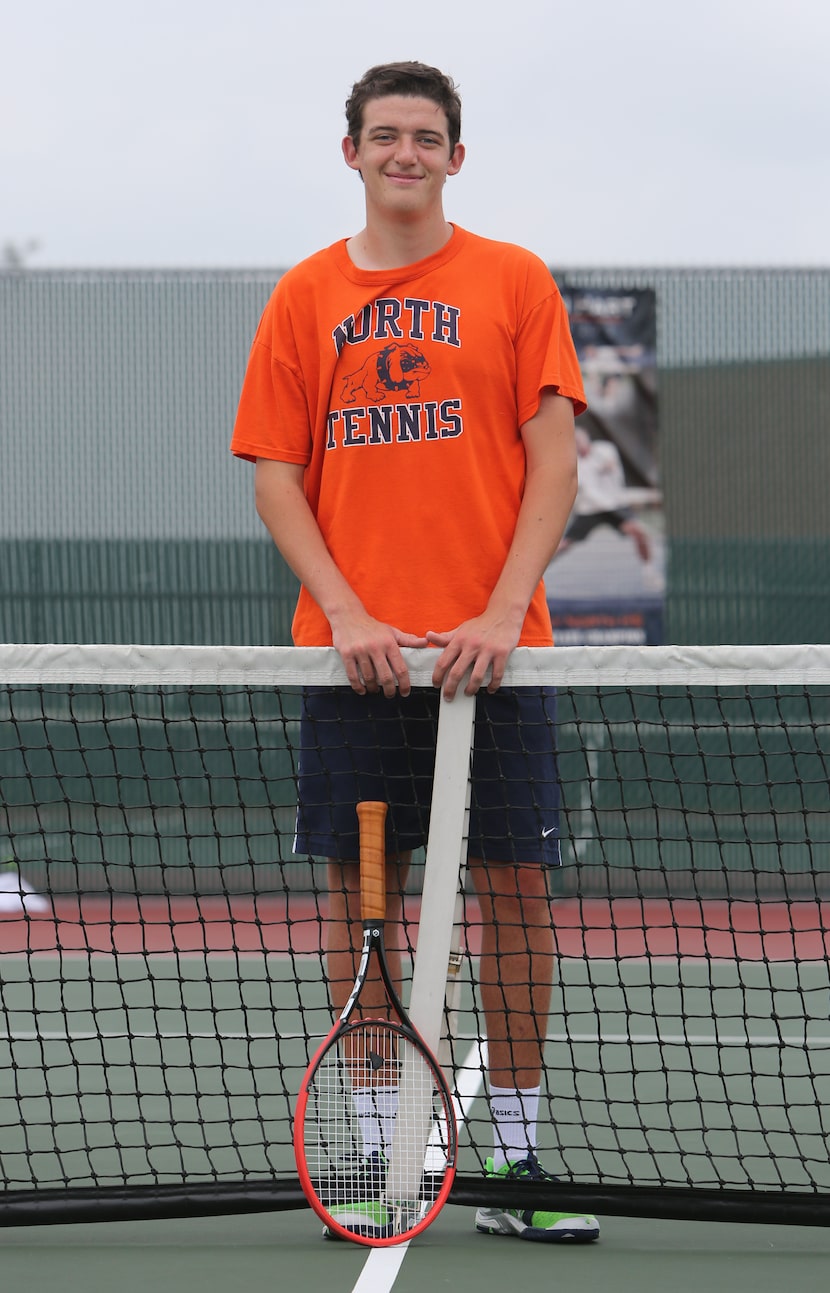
[325, 855, 411, 1015]
[466, 857, 553, 1090]
[467, 857, 599, 1241]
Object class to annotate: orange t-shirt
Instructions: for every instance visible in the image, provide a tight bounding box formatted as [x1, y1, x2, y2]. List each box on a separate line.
[231, 226, 586, 646]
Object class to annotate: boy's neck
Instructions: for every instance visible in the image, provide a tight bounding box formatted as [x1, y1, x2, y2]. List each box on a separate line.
[346, 214, 454, 271]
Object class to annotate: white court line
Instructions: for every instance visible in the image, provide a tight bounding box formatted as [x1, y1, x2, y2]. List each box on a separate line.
[351, 1244, 410, 1292]
[548, 1030, 830, 1047]
[350, 1040, 487, 1293]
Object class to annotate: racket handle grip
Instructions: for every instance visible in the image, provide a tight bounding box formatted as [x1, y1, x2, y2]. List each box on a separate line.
[357, 800, 388, 923]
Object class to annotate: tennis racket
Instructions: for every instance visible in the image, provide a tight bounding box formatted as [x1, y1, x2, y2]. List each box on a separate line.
[294, 800, 457, 1246]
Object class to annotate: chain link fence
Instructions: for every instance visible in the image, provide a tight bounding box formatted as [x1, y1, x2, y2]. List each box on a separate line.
[2, 267, 829, 646]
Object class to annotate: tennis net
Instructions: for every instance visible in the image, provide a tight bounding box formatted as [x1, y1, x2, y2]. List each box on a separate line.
[1, 642, 830, 1227]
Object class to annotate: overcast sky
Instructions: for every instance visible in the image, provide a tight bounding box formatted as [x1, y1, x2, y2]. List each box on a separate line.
[2, 0, 828, 270]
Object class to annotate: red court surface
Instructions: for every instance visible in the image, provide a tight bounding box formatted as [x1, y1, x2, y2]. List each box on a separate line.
[1, 894, 829, 961]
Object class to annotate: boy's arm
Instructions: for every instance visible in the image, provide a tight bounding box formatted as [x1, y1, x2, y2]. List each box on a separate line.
[254, 458, 427, 697]
[428, 390, 578, 699]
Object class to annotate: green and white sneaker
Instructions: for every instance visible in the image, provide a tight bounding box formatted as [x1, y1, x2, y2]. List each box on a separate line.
[323, 1198, 394, 1241]
[475, 1155, 600, 1243]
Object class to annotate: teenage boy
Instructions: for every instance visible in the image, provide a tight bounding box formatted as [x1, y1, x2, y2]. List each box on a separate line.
[232, 60, 599, 1244]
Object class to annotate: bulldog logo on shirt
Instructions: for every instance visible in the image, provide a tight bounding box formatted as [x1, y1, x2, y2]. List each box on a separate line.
[341, 342, 431, 404]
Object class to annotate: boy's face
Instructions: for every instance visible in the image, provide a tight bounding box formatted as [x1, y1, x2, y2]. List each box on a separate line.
[342, 95, 465, 219]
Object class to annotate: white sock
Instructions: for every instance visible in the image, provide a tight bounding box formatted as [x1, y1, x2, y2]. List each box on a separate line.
[489, 1084, 540, 1169]
[352, 1087, 399, 1156]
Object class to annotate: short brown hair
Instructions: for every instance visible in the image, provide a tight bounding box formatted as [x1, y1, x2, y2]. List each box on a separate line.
[345, 61, 462, 152]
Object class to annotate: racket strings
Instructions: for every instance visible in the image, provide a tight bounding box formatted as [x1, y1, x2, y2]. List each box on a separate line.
[303, 1019, 453, 1230]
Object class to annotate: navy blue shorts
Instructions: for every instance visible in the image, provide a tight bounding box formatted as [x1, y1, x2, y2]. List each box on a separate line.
[293, 686, 561, 865]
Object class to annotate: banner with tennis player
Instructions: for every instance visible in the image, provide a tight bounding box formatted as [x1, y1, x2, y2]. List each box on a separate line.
[546, 287, 663, 645]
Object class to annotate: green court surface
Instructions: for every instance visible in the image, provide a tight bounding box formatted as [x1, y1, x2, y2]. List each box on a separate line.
[2, 1206, 830, 1293]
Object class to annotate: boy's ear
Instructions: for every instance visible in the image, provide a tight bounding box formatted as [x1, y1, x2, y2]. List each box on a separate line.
[447, 142, 466, 177]
[342, 135, 361, 172]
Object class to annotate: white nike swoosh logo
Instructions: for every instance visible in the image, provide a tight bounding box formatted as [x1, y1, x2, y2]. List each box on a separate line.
[541, 827, 557, 838]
